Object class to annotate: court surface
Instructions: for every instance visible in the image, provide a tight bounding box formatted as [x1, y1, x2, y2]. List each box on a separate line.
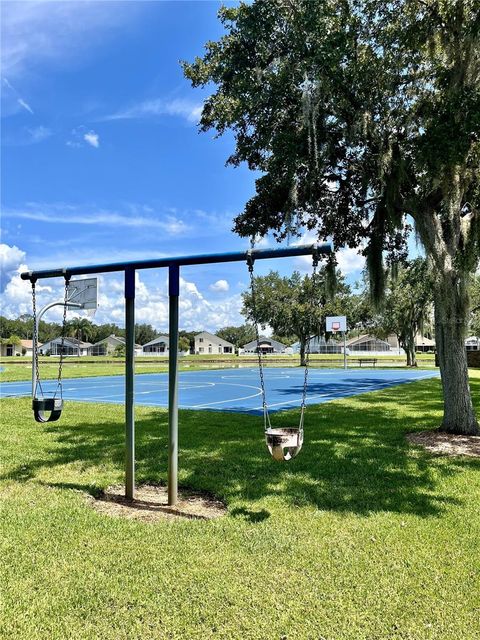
[0, 367, 439, 414]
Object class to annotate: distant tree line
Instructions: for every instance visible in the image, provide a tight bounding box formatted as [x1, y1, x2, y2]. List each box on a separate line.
[1, 266, 478, 363]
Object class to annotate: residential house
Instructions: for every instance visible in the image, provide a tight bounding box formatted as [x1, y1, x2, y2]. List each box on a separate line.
[292, 336, 342, 354]
[89, 334, 141, 356]
[386, 333, 436, 353]
[465, 336, 479, 351]
[346, 334, 391, 355]
[141, 335, 170, 355]
[242, 336, 287, 355]
[40, 336, 92, 356]
[194, 331, 234, 355]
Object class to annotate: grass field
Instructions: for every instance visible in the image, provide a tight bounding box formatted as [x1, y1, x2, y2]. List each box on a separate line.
[1, 371, 479, 639]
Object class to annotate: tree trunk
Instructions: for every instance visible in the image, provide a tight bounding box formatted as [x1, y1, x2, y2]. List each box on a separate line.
[299, 338, 307, 367]
[434, 274, 479, 435]
[405, 334, 417, 367]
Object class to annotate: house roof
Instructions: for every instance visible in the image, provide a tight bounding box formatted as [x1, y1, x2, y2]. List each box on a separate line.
[242, 336, 286, 349]
[43, 336, 92, 347]
[92, 334, 125, 346]
[20, 340, 33, 348]
[345, 334, 390, 347]
[143, 335, 170, 347]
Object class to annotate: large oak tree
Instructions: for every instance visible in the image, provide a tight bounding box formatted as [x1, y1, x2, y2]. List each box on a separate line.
[184, 0, 480, 434]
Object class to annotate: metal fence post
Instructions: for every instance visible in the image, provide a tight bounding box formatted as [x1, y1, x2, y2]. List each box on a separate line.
[168, 263, 180, 506]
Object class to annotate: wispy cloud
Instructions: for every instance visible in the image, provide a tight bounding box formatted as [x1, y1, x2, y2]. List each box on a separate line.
[67, 126, 100, 149]
[17, 98, 34, 114]
[3, 207, 190, 235]
[103, 98, 202, 124]
[83, 131, 99, 148]
[27, 126, 51, 143]
[1, 2, 144, 80]
[2, 77, 34, 116]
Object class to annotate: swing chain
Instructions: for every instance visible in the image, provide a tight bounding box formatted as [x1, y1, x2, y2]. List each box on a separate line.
[31, 279, 41, 396]
[299, 255, 319, 422]
[55, 276, 71, 397]
[247, 251, 269, 427]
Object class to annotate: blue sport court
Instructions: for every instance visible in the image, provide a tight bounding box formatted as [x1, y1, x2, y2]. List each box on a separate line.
[1, 367, 439, 414]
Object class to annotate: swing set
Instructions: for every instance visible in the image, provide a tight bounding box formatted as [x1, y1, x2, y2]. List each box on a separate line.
[22, 243, 332, 504]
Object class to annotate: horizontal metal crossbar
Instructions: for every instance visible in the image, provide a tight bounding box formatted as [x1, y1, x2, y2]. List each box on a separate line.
[21, 243, 332, 281]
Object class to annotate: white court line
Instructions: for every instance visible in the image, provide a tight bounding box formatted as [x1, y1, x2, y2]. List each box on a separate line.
[189, 382, 262, 408]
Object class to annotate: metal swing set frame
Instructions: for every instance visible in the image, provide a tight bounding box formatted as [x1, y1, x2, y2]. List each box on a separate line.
[21, 242, 332, 505]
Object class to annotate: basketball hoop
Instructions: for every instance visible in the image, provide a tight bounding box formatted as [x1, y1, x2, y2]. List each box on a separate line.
[331, 321, 341, 334]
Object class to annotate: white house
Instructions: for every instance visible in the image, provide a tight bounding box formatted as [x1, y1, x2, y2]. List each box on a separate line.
[142, 335, 170, 355]
[194, 331, 234, 355]
[89, 334, 141, 356]
[242, 336, 287, 355]
[346, 334, 391, 355]
[386, 333, 436, 354]
[89, 334, 126, 356]
[292, 336, 342, 354]
[0, 339, 34, 357]
[40, 336, 92, 356]
[465, 336, 479, 351]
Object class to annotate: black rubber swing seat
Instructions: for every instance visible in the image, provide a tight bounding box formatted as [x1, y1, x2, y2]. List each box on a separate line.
[265, 427, 304, 462]
[32, 398, 63, 423]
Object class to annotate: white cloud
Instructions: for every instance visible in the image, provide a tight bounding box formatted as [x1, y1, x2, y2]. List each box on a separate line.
[3, 207, 190, 235]
[27, 126, 51, 143]
[336, 247, 365, 275]
[2, 77, 34, 117]
[210, 279, 230, 292]
[67, 126, 101, 149]
[0, 247, 244, 332]
[83, 131, 99, 148]
[0, 244, 26, 291]
[17, 98, 33, 114]
[103, 98, 203, 124]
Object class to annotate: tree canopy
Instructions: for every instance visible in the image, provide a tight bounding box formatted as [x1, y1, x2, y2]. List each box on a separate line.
[216, 324, 256, 348]
[242, 267, 349, 364]
[184, 0, 480, 434]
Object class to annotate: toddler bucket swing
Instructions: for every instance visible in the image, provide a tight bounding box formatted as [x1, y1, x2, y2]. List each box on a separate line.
[30, 276, 70, 423]
[246, 247, 319, 461]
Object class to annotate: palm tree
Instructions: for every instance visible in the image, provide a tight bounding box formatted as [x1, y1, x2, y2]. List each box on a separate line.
[66, 318, 94, 355]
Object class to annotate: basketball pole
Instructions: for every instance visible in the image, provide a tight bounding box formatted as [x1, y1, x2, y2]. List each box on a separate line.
[343, 331, 347, 370]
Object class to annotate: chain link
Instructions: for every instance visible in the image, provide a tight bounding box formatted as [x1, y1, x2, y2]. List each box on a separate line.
[31, 276, 70, 400]
[247, 248, 319, 432]
[31, 280, 42, 397]
[55, 277, 70, 398]
[299, 252, 319, 429]
[247, 254, 270, 430]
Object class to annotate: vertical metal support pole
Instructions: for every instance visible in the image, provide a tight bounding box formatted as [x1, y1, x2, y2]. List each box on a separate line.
[343, 332, 347, 370]
[168, 263, 180, 506]
[125, 267, 136, 500]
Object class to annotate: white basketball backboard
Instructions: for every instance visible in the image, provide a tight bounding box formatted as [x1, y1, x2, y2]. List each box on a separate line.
[326, 315, 347, 333]
[66, 278, 98, 310]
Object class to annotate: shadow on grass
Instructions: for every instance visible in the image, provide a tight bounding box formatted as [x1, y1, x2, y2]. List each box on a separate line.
[3, 376, 479, 517]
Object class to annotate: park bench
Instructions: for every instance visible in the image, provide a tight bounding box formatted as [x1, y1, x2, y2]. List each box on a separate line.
[355, 358, 378, 367]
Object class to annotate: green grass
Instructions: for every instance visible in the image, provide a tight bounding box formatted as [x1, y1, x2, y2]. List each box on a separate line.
[1, 372, 479, 639]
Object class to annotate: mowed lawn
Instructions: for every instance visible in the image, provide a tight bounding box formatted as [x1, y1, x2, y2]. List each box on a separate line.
[1, 372, 479, 639]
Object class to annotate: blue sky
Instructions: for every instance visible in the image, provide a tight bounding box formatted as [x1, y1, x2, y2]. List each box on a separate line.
[1, 0, 365, 331]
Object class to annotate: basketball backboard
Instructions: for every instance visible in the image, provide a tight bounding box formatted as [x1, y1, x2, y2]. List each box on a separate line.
[326, 315, 347, 333]
[66, 278, 98, 310]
